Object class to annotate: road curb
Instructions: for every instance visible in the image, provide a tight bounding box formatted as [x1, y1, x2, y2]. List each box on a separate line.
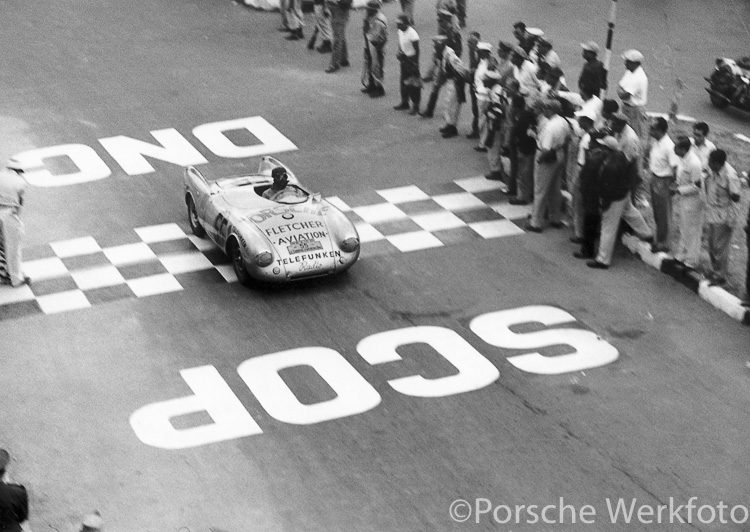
[621, 234, 750, 326]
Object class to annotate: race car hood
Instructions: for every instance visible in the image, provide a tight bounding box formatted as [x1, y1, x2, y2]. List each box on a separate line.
[245, 203, 339, 279]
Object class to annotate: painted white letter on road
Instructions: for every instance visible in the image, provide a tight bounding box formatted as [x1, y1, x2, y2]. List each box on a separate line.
[357, 326, 500, 397]
[470, 306, 619, 375]
[193, 116, 297, 159]
[238, 347, 381, 425]
[129, 365, 262, 449]
[99, 128, 207, 175]
[17, 144, 111, 187]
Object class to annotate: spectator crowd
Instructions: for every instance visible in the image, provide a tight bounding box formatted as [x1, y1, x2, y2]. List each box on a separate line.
[272, 0, 750, 303]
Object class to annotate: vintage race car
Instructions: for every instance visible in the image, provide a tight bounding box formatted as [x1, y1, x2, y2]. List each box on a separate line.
[183, 156, 360, 285]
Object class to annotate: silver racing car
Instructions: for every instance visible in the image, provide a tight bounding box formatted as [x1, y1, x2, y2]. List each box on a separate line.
[183, 156, 360, 285]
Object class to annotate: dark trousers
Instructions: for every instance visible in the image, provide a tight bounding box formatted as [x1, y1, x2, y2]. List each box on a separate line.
[581, 212, 601, 257]
[469, 82, 478, 133]
[423, 79, 445, 115]
[649, 174, 673, 247]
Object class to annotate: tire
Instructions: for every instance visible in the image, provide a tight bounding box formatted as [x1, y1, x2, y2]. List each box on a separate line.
[710, 93, 730, 109]
[229, 240, 253, 287]
[187, 196, 206, 237]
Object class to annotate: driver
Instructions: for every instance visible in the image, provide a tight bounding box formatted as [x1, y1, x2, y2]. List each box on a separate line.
[263, 167, 307, 203]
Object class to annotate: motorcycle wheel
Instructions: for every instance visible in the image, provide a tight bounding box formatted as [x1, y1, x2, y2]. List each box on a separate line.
[709, 93, 730, 109]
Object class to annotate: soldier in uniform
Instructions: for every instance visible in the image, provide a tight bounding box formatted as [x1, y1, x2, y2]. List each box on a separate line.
[361, 0, 388, 97]
[0, 159, 30, 288]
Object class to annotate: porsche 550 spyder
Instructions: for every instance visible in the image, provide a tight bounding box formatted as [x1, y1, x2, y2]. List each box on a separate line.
[183, 156, 360, 285]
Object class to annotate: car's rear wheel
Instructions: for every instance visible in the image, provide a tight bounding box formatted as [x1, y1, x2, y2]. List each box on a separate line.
[187, 196, 206, 237]
[228, 240, 253, 287]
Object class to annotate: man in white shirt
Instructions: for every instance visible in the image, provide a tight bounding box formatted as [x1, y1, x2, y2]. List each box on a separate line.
[0, 159, 30, 287]
[617, 49, 648, 139]
[510, 46, 540, 98]
[526, 100, 570, 232]
[470, 41, 494, 148]
[690, 121, 717, 171]
[671, 135, 705, 267]
[394, 14, 422, 114]
[647, 117, 675, 252]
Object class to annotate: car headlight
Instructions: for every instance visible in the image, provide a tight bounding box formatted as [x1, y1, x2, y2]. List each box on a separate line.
[340, 237, 359, 253]
[255, 251, 274, 267]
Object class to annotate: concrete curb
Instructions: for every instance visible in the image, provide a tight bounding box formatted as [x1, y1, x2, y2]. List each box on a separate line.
[621, 234, 750, 326]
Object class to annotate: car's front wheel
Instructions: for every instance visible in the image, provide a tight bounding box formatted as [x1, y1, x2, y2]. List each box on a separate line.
[187, 196, 206, 237]
[228, 240, 253, 287]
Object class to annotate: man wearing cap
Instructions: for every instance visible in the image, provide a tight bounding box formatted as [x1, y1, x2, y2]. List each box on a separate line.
[703, 149, 742, 285]
[526, 100, 570, 232]
[0, 449, 29, 532]
[569, 109, 597, 244]
[465, 33, 483, 139]
[361, 0, 388, 98]
[671, 135, 704, 268]
[438, 40, 470, 138]
[0, 159, 30, 288]
[578, 41, 607, 97]
[647, 116, 675, 252]
[588, 136, 652, 269]
[618, 49, 648, 139]
[534, 38, 560, 82]
[471, 43, 495, 148]
[513, 22, 535, 55]
[394, 14, 422, 114]
[510, 46, 541, 99]
[324, 0, 352, 73]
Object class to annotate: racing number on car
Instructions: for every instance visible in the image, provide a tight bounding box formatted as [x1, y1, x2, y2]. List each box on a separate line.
[130, 305, 619, 449]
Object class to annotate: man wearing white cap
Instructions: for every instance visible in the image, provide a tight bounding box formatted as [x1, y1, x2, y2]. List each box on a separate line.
[568, 108, 596, 243]
[469, 40, 492, 142]
[578, 41, 607, 97]
[0, 159, 30, 288]
[617, 49, 648, 139]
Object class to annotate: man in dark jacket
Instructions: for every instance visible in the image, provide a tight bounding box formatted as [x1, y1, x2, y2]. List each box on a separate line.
[578, 41, 607, 97]
[588, 136, 652, 269]
[574, 133, 608, 259]
[0, 449, 28, 532]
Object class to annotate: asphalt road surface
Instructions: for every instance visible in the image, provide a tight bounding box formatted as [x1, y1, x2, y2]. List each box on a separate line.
[1, 1, 749, 531]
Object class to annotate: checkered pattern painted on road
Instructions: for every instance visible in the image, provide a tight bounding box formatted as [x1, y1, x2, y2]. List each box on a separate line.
[0, 177, 529, 321]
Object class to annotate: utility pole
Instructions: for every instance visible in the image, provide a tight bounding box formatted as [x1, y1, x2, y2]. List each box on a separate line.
[603, 0, 618, 95]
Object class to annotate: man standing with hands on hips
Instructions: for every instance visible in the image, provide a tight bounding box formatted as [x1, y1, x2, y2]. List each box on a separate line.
[0, 158, 31, 288]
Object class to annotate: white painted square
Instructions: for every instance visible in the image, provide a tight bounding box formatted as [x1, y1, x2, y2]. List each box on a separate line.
[215, 265, 239, 283]
[159, 252, 215, 274]
[386, 231, 444, 252]
[454, 176, 507, 193]
[134, 223, 187, 243]
[352, 203, 407, 224]
[102, 242, 157, 266]
[432, 193, 486, 212]
[187, 235, 217, 252]
[0, 284, 35, 305]
[490, 202, 532, 220]
[324, 196, 352, 212]
[469, 220, 525, 239]
[71, 265, 126, 290]
[376, 185, 430, 204]
[127, 274, 183, 297]
[22, 257, 69, 281]
[50, 236, 101, 258]
[354, 223, 385, 243]
[36, 290, 91, 314]
[412, 211, 466, 232]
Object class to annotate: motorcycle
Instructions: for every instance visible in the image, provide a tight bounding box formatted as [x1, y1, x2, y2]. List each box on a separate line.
[705, 57, 750, 112]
